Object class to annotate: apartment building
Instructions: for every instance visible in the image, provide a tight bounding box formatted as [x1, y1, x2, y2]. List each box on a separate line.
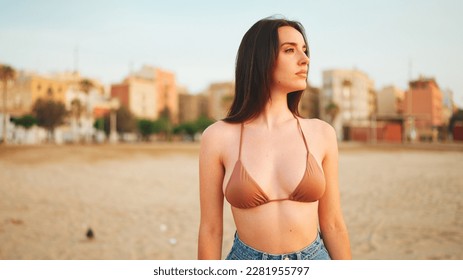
[110, 65, 179, 123]
[403, 77, 443, 141]
[321, 69, 376, 140]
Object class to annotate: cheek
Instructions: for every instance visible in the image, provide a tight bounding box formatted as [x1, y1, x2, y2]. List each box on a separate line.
[273, 67, 287, 82]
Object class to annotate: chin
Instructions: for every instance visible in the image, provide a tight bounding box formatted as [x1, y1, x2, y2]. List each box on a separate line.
[294, 82, 307, 91]
[279, 81, 307, 93]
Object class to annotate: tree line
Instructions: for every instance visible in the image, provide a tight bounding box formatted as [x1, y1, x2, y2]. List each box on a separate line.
[11, 98, 214, 142]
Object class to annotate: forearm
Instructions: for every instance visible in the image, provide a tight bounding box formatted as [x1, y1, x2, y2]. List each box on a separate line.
[320, 227, 352, 260]
[198, 226, 223, 260]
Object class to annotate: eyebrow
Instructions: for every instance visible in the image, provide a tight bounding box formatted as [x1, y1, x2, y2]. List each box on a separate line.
[280, 42, 307, 49]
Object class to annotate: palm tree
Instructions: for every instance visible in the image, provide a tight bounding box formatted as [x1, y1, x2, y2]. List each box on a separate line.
[0, 64, 16, 144]
[342, 79, 353, 123]
[70, 98, 83, 142]
[79, 78, 94, 113]
[325, 101, 340, 125]
[78, 78, 95, 142]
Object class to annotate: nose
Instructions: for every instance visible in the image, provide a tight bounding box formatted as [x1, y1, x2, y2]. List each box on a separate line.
[299, 51, 309, 66]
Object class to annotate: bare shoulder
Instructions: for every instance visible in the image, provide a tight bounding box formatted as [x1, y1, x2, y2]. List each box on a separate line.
[298, 118, 338, 156]
[200, 121, 240, 153]
[201, 120, 238, 141]
[298, 118, 336, 139]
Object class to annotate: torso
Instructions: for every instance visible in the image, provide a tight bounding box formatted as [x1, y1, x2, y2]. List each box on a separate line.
[219, 117, 328, 254]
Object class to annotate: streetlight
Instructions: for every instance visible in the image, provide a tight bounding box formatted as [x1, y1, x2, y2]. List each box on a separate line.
[109, 98, 119, 144]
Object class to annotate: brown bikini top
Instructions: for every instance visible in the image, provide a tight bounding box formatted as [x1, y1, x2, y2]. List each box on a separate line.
[224, 117, 326, 209]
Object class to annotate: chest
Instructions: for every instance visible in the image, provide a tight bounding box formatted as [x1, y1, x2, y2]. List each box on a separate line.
[222, 127, 324, 197]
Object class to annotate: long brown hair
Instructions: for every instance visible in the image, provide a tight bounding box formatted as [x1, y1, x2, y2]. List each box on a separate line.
[223, 17, 309, 123]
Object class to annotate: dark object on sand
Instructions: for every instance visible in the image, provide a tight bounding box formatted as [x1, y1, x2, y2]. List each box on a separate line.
[86, 228, 95, 239]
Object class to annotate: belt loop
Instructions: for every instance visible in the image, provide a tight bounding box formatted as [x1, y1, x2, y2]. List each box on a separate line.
[297, 252, 302, 260]
[262, 253, 268, 260]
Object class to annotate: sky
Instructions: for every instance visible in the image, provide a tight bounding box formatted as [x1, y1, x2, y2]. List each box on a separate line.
[1, 0, 462, 106]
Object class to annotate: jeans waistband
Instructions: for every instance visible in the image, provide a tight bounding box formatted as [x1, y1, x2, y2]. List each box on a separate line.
[232, 231, 324, 260]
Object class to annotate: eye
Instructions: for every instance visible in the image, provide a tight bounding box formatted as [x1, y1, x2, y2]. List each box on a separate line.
[284, 48, 295, 53]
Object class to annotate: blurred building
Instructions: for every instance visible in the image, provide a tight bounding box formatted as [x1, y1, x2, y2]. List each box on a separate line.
[207, 82, 234, 120]
[111, 76, 157, 120]
[403, 77, 443, 141]
[377, 86, 404, 118]
[0, 70, 108, 144]
[178, 90, 209, 123]
[299, 85, 320, 119]
[53, 71, 106, 112]
[320, 69, 376, 140]
[5, 71, 68, 117]
[441, 89, 455, 126]
[13, 71, 108, 122]
[371, 85, 405, 143]
[54, 71, 110, 143]
[151, 67, 178, 123]
[111, 65, 179, 123]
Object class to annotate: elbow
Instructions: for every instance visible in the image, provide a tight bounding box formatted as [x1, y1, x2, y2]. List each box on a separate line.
[319, 216, 348, 234]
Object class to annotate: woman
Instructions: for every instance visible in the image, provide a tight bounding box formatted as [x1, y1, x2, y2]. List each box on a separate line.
[198, 16, 351, 260]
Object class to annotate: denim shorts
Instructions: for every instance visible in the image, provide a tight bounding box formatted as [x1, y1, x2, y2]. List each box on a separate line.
[225, 231, 331, 260]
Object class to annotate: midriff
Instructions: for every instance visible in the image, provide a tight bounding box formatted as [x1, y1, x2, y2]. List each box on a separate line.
[230, 200, 320, 254]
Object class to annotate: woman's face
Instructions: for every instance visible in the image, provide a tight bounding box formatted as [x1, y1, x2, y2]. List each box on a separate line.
[271, 26, 309, 94]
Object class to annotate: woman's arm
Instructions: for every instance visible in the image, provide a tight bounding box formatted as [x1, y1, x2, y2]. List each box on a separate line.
[318, 123, 352, 259]
[198, 123, 226, 259]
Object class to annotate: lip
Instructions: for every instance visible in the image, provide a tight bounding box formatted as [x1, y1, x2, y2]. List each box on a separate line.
[296, 71, 307, 77]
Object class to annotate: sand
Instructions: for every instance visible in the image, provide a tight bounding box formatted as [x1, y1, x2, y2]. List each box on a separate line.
[0, 143, 462, 260]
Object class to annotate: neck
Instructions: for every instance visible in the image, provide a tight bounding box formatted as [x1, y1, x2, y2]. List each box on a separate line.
[252, 90, 295, 130]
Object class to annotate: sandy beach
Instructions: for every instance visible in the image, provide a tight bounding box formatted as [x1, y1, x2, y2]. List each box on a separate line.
[0, 143, 462, 260]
